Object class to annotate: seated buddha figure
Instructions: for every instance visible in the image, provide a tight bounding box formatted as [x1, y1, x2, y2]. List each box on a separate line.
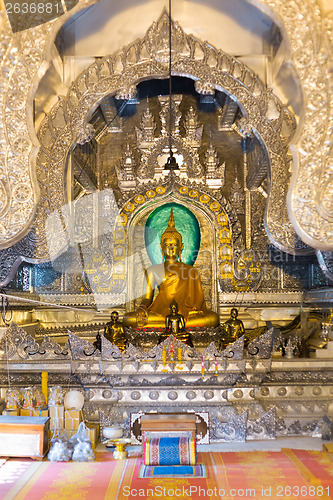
[104, 311, 127, 352]
[218, 307, 245, 349]
[158, 300, 193, 347]
[123, 209, 219, 328]
[224, 308, 245, 340]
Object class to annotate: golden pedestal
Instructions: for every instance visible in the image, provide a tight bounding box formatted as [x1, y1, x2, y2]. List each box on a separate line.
[106, 438, 132, 459]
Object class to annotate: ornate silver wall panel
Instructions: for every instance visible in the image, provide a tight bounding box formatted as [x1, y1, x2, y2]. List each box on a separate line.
[260, 0, 333, 251]
[33, 11, 296, 265]
[1, 336, 333, 442]
[0, 0, 331, 284]
[0, 12, 45, 248]
[0, 0, 96, 285]
[0, 1, 95, 250]
[0, 7, 292, 265]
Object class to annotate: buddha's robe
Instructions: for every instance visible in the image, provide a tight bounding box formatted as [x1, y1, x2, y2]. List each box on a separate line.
[104, 322, 127, 351]
[124, 261, 219, 328]
[148, 262, 205, 320]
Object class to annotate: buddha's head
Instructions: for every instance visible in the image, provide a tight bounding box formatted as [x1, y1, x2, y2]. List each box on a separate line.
[231, 308, 238, 319]
[160, 209, 183, 260]
[170, 300, 178, 314]
[110, 311, 119, 323]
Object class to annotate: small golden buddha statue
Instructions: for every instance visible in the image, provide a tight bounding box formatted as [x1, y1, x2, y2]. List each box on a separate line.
[123, 209, 219, 329]
[158, 300, 193, 347]
[104, 311, 127, 352]
[219, 307, 245, 348]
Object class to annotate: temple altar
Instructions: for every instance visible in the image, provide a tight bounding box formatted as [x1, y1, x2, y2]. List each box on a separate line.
[1, 322, 333, 444]
[0, 1, 333, 446]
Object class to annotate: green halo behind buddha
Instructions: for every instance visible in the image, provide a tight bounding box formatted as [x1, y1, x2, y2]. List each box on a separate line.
[123, 208, 219, 328]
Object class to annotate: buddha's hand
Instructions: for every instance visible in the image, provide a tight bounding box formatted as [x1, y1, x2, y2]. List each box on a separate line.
[136, 306, 148, 326]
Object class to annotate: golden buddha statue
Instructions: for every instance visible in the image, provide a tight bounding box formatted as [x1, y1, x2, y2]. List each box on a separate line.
[123, 209, 219, 328]
[104, 311, 127, 352]
[219, 307, 245, 349]
[158, 300, 193, 347]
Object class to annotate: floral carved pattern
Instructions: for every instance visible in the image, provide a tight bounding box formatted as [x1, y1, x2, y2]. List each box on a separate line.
[0, 1, 331, 285]
[263, 0, 333, 251]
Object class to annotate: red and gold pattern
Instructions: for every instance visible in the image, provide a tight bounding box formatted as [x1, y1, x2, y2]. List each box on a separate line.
[1, 450, 332, 500]
[144, 437, 197, 466]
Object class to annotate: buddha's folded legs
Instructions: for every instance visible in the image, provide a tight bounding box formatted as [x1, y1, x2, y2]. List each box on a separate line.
[123, 309, 219, 328]
[186, 310, 219, 328]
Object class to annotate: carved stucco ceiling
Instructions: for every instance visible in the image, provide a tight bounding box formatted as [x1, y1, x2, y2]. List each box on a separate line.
[0, 0, 332, 286]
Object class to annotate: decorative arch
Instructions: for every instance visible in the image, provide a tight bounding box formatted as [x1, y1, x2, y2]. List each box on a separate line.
[97, 177, 257, 306]
[0, 0, 332, 286]
[119, 181, 241, 312]
[35, 10, 295, 263]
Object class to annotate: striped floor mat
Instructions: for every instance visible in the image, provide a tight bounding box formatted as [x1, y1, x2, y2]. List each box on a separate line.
[0, 449, 332, 499]
[139, 463, 207, 478]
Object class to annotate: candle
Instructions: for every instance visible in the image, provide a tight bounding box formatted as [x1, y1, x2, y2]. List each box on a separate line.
[178, 347, 182, 364]
[162, 345, 168, 372]
[41, 371, 48, 405]
[214, 355, 218, 377]
[201, 356, 205, 380]
[170, 337, 175, 361]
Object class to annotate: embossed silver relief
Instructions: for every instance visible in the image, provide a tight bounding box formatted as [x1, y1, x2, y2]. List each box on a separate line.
[247, 328, 274, 358]
[101, 335, 122, 361]
[1, 347, 333, 442]
[0, 0, 330, 272]
[0, 322, 39, 360]
[0, 1, 95, 249]
[136, 107, 156, 150]
[123, 343, 144, 361]
[247, 407, 277, 440]
[202, 342, 221, 360]
[116, 144, 137, 191]
[230, 176, 245, 214]
[212, 410, 248, 442]
[183, 106, 203, 150]
[0, 6, 303, 281]
[276, 0, 333, 250]
[0, 322, 68, 360]
[0, 322, 278, 363]
[68, 330, 100, 360]
[145, 9, 186, 64]
[205, 144, 225, 189]
[221, 335, 245, 360]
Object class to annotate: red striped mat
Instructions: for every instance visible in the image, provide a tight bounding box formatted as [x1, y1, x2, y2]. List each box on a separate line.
[0, 449, 332, 499]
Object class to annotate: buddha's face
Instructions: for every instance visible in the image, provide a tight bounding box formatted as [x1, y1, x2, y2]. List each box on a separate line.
[170, 303, 178, 314]
[231, 308, 238, 319]
[161, 236, 182, 260]
[111, 311, 118, 322]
